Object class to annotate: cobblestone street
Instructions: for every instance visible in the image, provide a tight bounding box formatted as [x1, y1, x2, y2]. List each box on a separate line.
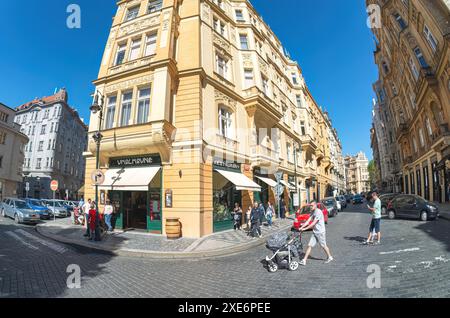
[1, 204, 449, 298]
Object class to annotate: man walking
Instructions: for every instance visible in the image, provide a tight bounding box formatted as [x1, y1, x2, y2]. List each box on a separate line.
[83, 198, 92, 238]
[250, 202, 262, 238]
[299, 201, 334, 265]
[103, 199, 114, 232]
[365, 191, 382, 245]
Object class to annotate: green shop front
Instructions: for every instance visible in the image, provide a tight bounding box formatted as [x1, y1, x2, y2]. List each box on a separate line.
[213, 159, 261, 232]
[99, 154, 163, 234]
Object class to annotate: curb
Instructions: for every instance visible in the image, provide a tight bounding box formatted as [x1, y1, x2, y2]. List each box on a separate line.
[439, 213, 450, 222]
[35, 223, 293, 260]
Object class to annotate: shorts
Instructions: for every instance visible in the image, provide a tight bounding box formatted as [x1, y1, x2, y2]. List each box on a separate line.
[370, 218, 381, 233]
[308, 232, 327, 248]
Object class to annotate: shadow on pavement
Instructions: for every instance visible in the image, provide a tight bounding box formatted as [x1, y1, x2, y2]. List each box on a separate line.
[0, 222, 126, 298]
[415, 218, 450, 253]
[343, 236, 367, 243]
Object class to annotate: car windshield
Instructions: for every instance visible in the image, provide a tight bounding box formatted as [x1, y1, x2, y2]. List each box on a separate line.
[15, 201, 29, 209]
[30, 200, 44, 207]
[48, 201, 64, 207]
[301, 206, 313, 215]
[322, 199, 334, 206]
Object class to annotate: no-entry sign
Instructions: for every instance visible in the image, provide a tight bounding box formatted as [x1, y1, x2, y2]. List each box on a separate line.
[50, 180, 59, 192]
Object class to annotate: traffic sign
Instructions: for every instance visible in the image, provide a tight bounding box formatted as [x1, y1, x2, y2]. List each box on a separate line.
[91, 170, 105, 186]
[275, 171, 283, 182]
[50, 180, 58, 192]
[25, 182, 30, 192]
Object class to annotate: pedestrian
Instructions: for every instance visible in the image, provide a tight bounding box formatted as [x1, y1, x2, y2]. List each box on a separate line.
[232, 203, 243, 231]
[266, 202, 275, 228]
[365, 191, 382, 245]
[280, 200, 286, 219]
[299, 201, 334, 266]
[82, 198, 92, 238]
[250, 202, 262, 238]
[103, 200, 114, 232]
[88, 202, 97, 241]
[245, 206, 252, 232]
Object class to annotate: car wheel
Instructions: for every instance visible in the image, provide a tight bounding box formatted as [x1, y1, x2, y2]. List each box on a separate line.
[388, 210, 396, 220]
[420, 211, 428, 222]
[14, 214, 21, 224]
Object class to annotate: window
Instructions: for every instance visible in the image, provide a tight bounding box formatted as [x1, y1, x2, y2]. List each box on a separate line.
[148, 0, 163, 13]
[46, 158, 50, 168]
[0, 111, 8, 123]
[419, 128, 425, 147]
[36, 158, 42, 170]
[300, 121, 306, 135]
[137, 88, 151, 124]
[409, 57, 420, 80]
[296, 95, 303, 108]
[426, 117, 433, 136]
[213, 18, 226, 37]
[120, 92, 133, 127]
[412, 137, 417, 153]
[125, 6, 140, 21]
[235, 9, 245, 22]
[414, 47, 428, 68]
[291, 73, 298, 85]
[261, 75, 269, 95]
[244, 69, 254, 88]
[216, 55, 228, 78]
[219, 107, 233, 139]
[41, 125, 46, 135]
[38, 141, 44, 151]
[105, 96, 117, 129]
[129, 39, 141, 60]
[394, 13, 407, 30]
[423, 25, 438, 52]
[286, 143, 292, 163]
[239, 34, 249, 50]
[55, 123, 59, 132]
[213, 0, 224, 9]
[145, 33, 157, 56]
[115, 44, 126, 66]
[0, 130, 6, 144]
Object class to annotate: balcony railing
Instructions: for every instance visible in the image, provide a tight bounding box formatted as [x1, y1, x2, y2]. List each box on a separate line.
[251, 144, 280, 162]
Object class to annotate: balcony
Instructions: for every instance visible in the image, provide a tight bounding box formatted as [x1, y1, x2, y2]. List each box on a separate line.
[251, 144, 280, 167]
[212, 134, 239, 152]
[299, 135, 318, 153]
[243, 86, 283, 126]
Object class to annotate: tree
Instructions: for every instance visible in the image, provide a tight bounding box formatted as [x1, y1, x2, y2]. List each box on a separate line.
[368, 160, 378, 190]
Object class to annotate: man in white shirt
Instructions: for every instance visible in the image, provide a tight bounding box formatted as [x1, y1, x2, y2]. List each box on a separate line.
[103, 200, 114, 232]
[82, 199, 92, 237]
[299, 201, 334, 266]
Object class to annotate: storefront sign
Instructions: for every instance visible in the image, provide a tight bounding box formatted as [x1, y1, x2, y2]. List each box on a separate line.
[213, 158, 241, 172]
[109, 154, 161, 168]
[165, 189, 173, 208]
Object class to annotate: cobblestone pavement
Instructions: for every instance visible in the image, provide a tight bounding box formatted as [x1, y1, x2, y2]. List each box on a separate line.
[1, 205, 450, 298]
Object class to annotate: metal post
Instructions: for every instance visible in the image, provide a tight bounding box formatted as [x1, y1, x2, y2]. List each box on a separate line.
[53, 190, 56, 222]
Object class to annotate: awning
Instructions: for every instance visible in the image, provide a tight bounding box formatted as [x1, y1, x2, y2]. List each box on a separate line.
[98, 167, 161, 191]
[215, 169, 261, 192]
[280, 180, 296, 192]
[255, 176, 277, 188]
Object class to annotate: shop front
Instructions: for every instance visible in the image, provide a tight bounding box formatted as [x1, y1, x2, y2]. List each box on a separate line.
[281, 176, 297, 213]
[99, 154, 163, 233]
[253, 168, 277, 207]
[213, 159, 261, 232]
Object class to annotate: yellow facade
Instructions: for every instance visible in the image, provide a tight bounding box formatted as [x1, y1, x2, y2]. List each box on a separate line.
[84, 0, 344, 238]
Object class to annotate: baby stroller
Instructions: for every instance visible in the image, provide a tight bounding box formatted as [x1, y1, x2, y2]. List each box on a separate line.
[73, 207, 84, 226]
[265, 231, 303, 273]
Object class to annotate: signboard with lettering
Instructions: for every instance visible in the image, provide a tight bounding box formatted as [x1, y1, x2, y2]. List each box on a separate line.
[165, 189, 173, 208]
[109, 154, 161, 168]
[213, 158, 241, 172]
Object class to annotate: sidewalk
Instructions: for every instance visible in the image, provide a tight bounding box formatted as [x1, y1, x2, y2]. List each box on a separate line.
[36, 217, 294, 259]
[436, 203, 450, 221]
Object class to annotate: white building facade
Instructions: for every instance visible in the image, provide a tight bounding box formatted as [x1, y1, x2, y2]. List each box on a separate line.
[14, 89, 88, 200]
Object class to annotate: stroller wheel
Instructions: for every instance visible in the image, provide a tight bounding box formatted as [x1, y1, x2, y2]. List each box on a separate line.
[268, 263, 278, 273]
[289, 261, 299, 271]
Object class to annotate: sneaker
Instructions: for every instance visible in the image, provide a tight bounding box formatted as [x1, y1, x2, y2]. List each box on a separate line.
[374, 241, 381, 245]
[299, 260, 306, 266]
[325, 256, 334, 264]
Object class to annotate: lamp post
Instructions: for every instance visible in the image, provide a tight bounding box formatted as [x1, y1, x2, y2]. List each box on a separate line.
[90, 92, 104, 242]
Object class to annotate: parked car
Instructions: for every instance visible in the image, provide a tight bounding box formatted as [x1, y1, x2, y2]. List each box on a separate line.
[321, 197, 339, 217]
[293, 203, 329, 230]
[1, 198, 41, 224]
[24, 198, 52, 220]
[63, 201, 78, 213]
[41, 199, 70, 218]
[379, 193, 400, 215]
[387, 194, 439, 221]
[337, 195, 347, 209]
[345, 194, 352, 203]
[352, 194, 363, 204]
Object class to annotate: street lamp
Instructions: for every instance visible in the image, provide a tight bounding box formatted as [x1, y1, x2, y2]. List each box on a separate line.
[90, 91, 104, 241]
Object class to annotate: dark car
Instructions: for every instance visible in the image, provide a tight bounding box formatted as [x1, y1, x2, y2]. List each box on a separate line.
[387, 194, 439, 221]
[379, 193, 400, 215]
[24, 198, 52, 220]
[352, 194, 363, 204]
[345, 194, 352, 203]
[321, 197, 339, 217]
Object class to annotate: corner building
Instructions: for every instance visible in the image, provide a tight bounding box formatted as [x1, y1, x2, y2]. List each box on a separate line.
[86, 0, 341, 237]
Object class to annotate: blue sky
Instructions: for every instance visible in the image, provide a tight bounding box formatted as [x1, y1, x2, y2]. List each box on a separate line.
[0, 0, 377, 158]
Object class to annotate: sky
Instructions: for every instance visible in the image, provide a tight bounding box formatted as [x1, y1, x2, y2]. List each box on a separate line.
[0, 0, 378, 159]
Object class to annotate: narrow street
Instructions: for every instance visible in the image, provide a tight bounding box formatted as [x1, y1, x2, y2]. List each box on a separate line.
[1, 204, 449, 298]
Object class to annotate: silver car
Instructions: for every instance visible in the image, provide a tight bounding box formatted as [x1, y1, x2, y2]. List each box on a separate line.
[41, 199, 69, 217]
[1, 198, 41, 224]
